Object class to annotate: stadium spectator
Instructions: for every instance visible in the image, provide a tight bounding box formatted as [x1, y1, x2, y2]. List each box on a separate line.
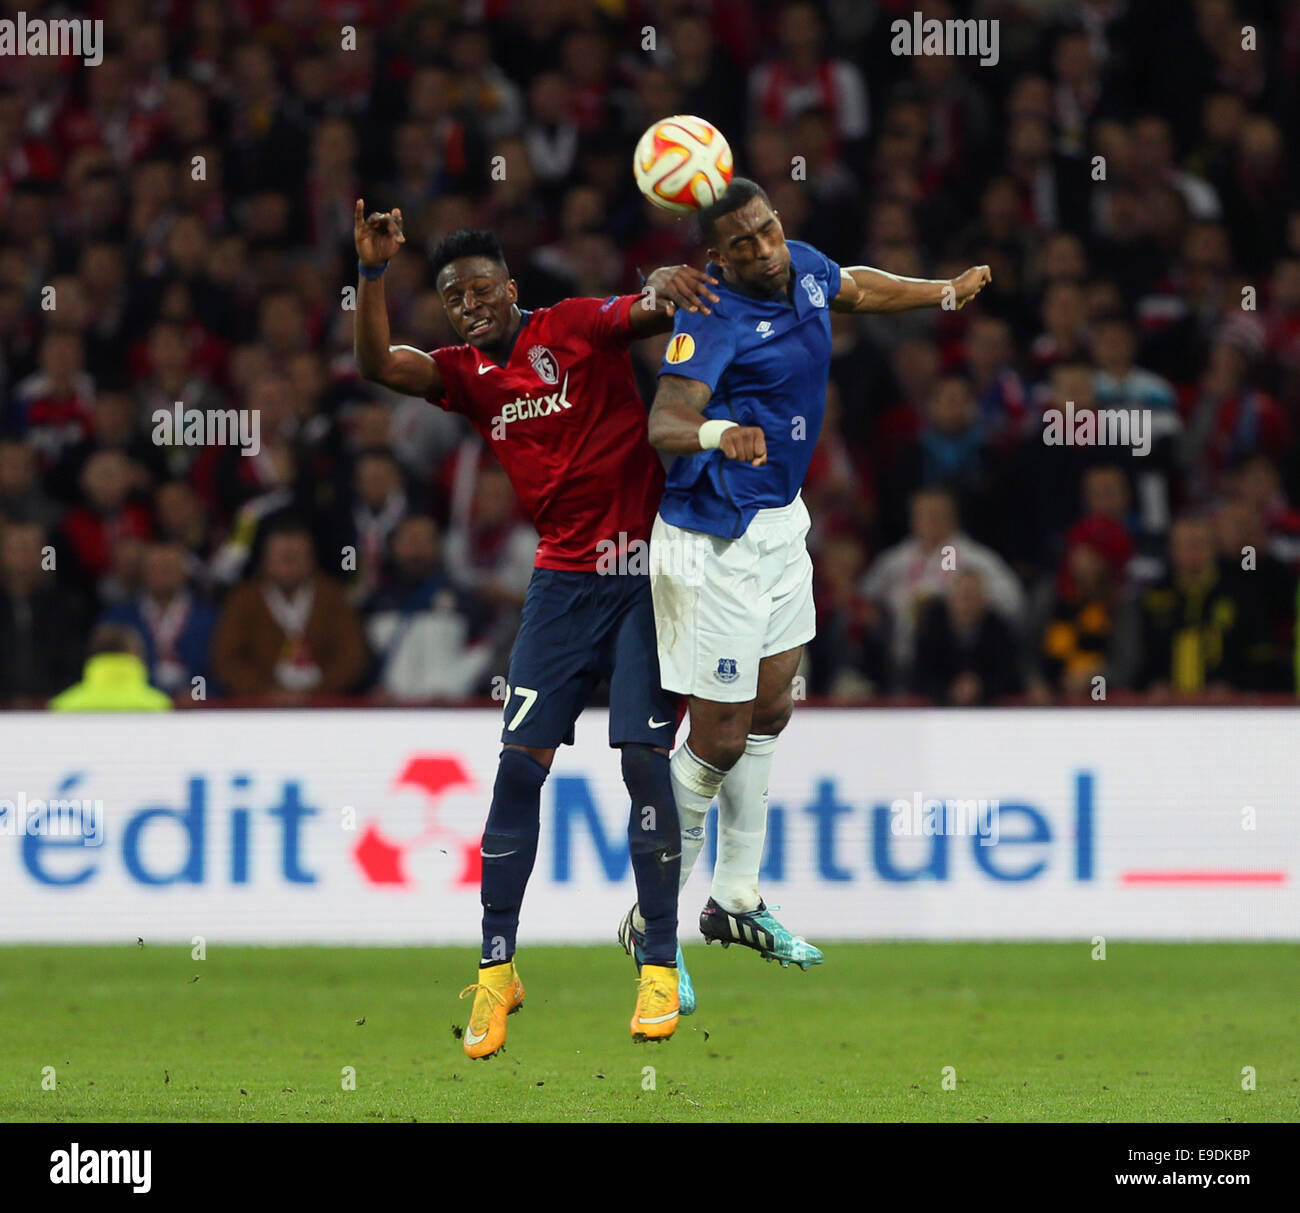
[210, 520, 367, 702]
[152, 479, 217, 590]
[1219, 494, 1296, 684]
[0, 520, 86, 704]
[523, 71, 579, 189]
[861, 488, 1025, 685]
[1090, 316, 1178, 412]
[1128, 514, 1263, 696]
[449, 23, 526, 140]
[1030, 281, 1090, 379]
[747, 1, 868, 147]
[442, 453, 537, 612]
[1181, 338, 1290, 502]
[334, 446, 412, 603]
[0, 438, 61, 533]
[132, 321, 227, 478]
[1033, 231, 1088, 292]
[52, 390, 167, 492]
[1064, 463, 1140, 583]
[8, 330, 96, 469]
[1262, 257, 1300, 428]
[1050, 28, 1105, 158]
[1215, 115, 1289, 274]
[873, 336, 940, 481]
[964, 315, 1029, 450]
[100, 541, 217, 698]
[1131, 113, 1222, 223]
[1232, 455, 1300, 568]
[912, 569, 1024, 706]
[655, 10, 746, 142]
[59, 449, 153, 594]
[807, 531, 888, 699]
[1039, 541, 1119, 698]
[882, 374, 1000, 550]
[802, 384, 872, 550]
[47, 622, 172, 712]
[364, 515, 494, 701]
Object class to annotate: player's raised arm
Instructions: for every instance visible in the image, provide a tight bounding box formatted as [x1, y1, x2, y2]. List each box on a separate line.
[648, 374, 767, 467]
[353, 199, 443, 397]
[831, 263, 992, 314]
[627, 265, 722, 336]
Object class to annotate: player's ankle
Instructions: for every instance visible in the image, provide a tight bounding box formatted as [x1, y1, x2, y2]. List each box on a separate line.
[710, 888, 761, 914]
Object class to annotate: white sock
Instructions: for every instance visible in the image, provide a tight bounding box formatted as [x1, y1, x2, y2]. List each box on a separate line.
[671, 742, 728, 893]
[711, 734, 778, 912]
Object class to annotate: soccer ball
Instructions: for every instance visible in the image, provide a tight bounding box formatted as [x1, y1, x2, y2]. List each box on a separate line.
[633, 115, 734, 215]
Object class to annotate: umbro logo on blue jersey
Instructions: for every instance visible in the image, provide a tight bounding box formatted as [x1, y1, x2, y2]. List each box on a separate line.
[756, 321, 774, 338]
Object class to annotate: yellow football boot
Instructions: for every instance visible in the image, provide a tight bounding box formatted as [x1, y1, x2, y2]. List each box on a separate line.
[458, 961, 524, 1059]
[630, 963, 679, 1042]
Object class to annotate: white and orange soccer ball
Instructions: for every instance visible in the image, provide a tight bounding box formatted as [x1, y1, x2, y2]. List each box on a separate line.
[633, 115, 734, 215]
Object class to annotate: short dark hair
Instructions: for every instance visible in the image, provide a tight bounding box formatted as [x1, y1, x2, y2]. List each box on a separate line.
[88, 622, 145, 658]
[429, 228, 509, 282]
[697, 177, 771, 245]
[261, 514, 313, 543]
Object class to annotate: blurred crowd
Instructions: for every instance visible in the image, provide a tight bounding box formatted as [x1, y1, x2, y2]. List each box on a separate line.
[1, 0, 1299, 707]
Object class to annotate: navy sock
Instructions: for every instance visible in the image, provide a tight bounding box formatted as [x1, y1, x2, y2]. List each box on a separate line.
[480, 747, 548, 966]
[621, 745, 681, 967]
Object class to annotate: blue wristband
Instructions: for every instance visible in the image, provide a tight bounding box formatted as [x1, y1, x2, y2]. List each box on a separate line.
[358, 259, 389, 280]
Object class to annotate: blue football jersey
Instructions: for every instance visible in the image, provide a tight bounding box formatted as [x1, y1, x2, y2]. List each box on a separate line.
[656, 239, 842, 539]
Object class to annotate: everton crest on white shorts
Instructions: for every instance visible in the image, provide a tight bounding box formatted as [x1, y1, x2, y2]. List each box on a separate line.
[649, 493, 815, 703]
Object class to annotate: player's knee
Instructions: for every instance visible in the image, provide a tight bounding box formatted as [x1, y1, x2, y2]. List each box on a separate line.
[485, 746, 549, 833]
[684, 702, 751, 770]
[620, 742, 662, 787]
[751, 691, 793, 737]
[503, 743, 554, 770]
[702, 729, 748, 771]
[620, 744, 678, 847]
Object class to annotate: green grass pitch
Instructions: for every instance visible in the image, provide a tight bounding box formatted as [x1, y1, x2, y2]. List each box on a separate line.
[2, 942, 1296, 1122]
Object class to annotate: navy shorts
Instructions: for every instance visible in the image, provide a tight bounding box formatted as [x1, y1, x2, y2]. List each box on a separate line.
[501, 568, 679, 749]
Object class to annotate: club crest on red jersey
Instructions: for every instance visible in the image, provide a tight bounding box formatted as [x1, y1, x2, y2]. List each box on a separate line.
[528, 344, 559, 385]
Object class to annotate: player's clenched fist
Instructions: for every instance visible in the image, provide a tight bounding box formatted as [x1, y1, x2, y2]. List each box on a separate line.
[950, 264, 992, 309]
[720, 425, 767, 467]
[355, 198, 405, 267]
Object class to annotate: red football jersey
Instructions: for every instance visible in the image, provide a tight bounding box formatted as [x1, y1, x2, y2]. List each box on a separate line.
[427, 295, 665, 571]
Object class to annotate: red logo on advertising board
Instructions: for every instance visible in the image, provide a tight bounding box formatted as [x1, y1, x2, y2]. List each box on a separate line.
[352, 754, 482, 888]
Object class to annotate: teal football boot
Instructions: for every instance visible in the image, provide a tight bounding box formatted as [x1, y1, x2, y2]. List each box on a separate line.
[699, 898, 824, 969]
[618, 903, 696, 1015]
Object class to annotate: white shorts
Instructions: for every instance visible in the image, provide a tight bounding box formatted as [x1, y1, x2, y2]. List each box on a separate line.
[650, 494, 815, 703]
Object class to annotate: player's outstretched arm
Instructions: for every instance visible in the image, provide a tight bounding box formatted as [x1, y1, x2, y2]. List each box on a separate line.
[831, 264, 992, 314]
[353, 199, 443, 398]
[627, 265, 722, 336]
[648, 375, 767, 466]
